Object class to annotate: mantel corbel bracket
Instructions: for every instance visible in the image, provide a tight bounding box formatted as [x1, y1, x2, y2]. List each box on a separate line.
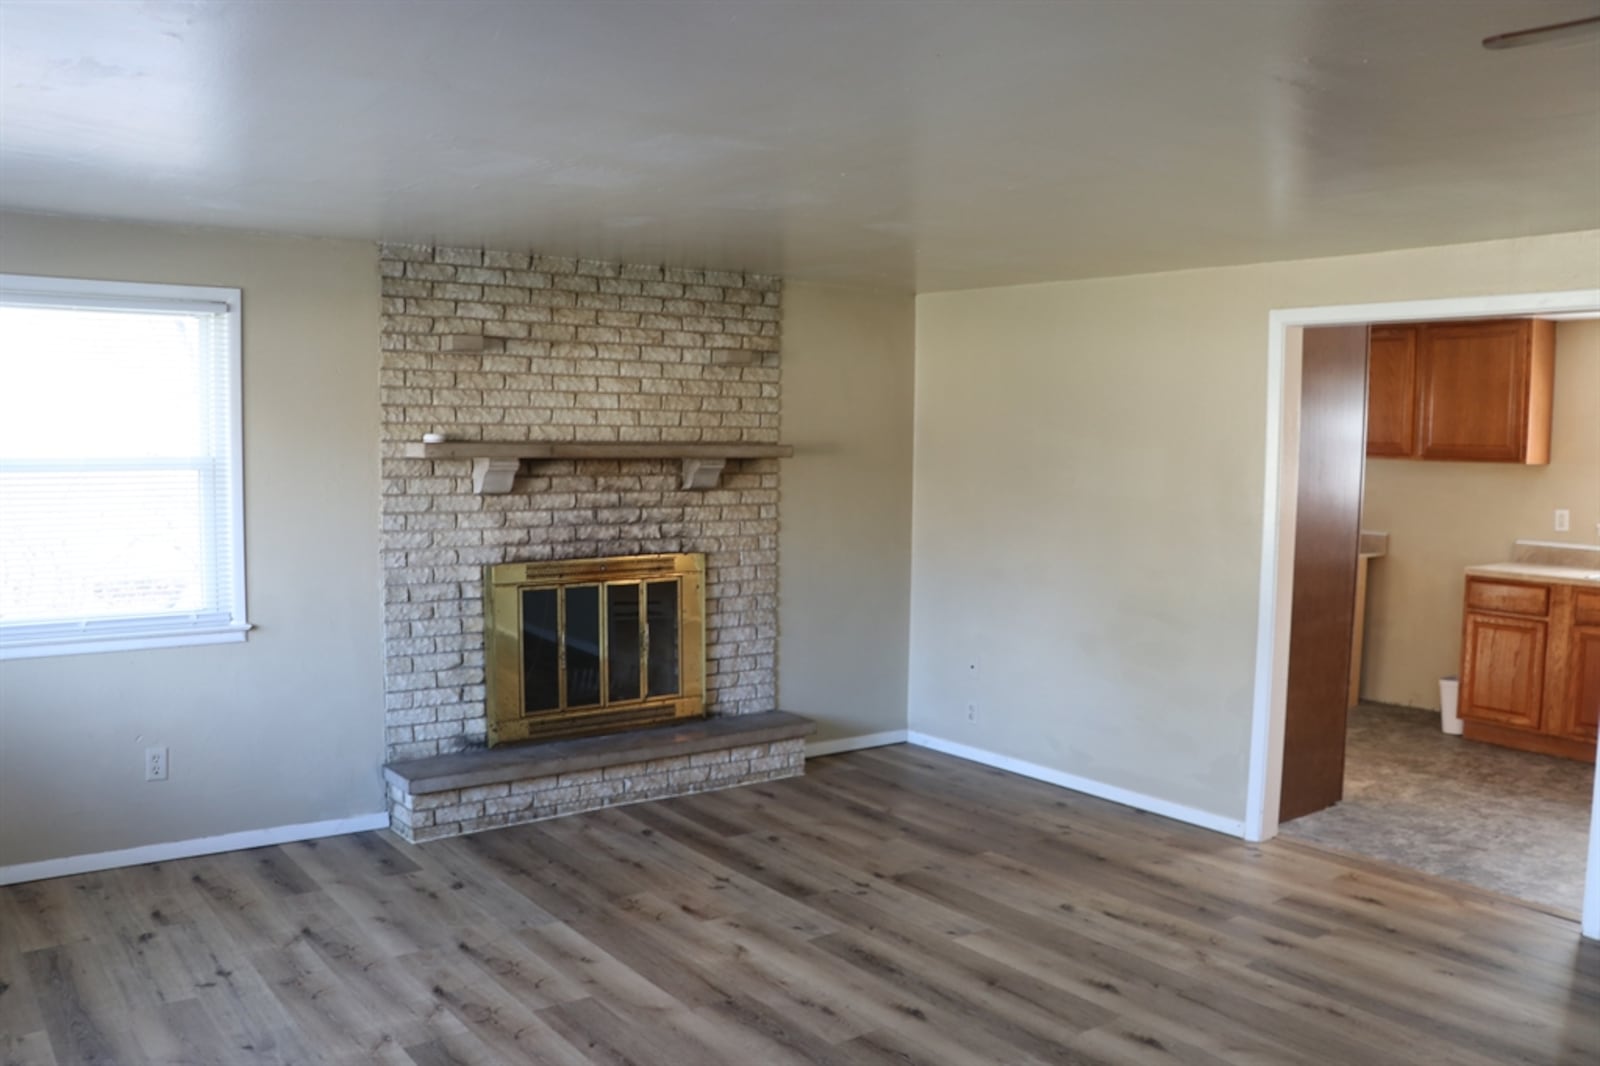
[471, 456, 521, 494]
[680, 457, 728, 490]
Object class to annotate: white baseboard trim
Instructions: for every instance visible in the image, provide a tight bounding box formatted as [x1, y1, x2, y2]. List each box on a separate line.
[806, 730, 909, 758]
[0, 811, 391, 886]
[906, 731, 1245, 838]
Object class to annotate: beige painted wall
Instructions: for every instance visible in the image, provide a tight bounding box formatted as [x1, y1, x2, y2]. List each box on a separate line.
[778, 283, 915, 744]
[0, 218, 915, 867]
[1360, 320, 1600, 709]
[0, 213, 385, 866]
[911, 230, 1600, 822]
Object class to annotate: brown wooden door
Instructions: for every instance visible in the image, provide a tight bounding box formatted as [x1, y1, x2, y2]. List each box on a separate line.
[1366, 325, 1417, 457]
[1460, 612, 1547, 729]
[1415, 319, 1549, 463]
[1280, 325, 1368, 824]
[1563, 627, 1600, 745]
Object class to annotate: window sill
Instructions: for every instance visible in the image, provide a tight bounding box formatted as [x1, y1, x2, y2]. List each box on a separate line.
[0, 623, 253, 661]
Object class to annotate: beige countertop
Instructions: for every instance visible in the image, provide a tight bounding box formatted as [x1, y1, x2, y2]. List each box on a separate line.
[1465, 562, 1600, 588]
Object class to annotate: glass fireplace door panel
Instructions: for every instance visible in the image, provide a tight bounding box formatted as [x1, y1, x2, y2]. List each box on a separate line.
[646, 579, 680, 697]
[520, 587, 561, 713]
[606, 582, 643, 703]
[564, 584, 601, 707]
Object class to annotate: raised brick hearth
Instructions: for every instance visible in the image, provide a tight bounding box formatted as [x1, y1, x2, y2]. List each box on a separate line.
[384, 711, 812, 842]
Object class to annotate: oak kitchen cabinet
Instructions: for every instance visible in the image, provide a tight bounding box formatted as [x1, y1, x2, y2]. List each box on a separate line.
[1460, 576, 1600, 761]
[1365, 325, 1417, 457]
[1366, 319, 1554, 464]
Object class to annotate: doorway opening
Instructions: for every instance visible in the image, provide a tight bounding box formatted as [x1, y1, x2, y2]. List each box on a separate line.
[1245, 289, 1600, 939]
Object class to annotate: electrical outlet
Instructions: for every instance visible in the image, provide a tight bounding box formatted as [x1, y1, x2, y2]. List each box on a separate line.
[1554, 509, 1570, 532]
[145, 746, 168, 782]
[967, 702, 978, 722]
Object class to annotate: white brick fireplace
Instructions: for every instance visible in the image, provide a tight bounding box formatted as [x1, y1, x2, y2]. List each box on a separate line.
[377, 244, 806, 840]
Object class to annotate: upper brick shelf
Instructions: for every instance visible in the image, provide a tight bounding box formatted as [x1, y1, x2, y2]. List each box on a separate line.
[402, 440, 795, 493]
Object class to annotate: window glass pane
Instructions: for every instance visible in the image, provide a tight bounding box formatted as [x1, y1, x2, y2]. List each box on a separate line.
[0, 306, 209, 459]
[0, 279, 243, 652]
[646, 580, 679, 697]
[520, 588, 560, 714]
[565, 585, 601, 707]
[0, 468, 207, 622]
[607, 583, 642, 704]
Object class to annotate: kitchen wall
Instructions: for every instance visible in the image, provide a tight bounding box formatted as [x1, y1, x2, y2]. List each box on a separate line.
[910, 229, 1600, 824]
[1360, 320, 1600, 709]
[0, 212, 387, 867]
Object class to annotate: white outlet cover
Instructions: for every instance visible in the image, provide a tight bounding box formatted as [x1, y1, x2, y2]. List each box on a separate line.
[1555, 509, 1571, 532]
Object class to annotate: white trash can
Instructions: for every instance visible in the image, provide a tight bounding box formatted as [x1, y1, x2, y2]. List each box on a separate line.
[1439, 677, 1463, 735]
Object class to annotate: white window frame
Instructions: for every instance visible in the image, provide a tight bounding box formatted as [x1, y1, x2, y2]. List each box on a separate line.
[0, 273, 250, 659]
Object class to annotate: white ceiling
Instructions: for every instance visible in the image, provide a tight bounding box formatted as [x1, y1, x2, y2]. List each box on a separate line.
[1, 1, 1597, 291]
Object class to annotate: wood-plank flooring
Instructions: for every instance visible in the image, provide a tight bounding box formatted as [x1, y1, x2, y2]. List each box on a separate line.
[2, 745, 1596, 1065]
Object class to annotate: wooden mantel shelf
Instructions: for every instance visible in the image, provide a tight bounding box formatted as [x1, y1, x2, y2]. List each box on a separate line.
[402, 440, 794, 493]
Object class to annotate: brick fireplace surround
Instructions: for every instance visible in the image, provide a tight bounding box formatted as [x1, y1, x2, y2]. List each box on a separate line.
[378, 244, 807, 841]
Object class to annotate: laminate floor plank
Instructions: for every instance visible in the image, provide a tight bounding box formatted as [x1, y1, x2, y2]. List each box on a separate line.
[1, 745, 1593, 1064]
[603, 817, 845, 936]
[126, 997, 234, 1066]
[613, 891, 887, 1050]
[0, 1028, 57, 1066]
[184, 859, 303, 952]
[0, 934, 46, 1048]
[386, 838, 561, 933]
[835, 1025, 989, 1066]
[622, 803, 848, 902]
[148, 907, 318, 1066]
[71, 874, 198, 1017]
[0, 881, 94, 954]
[22, 945, 138, 1066]
[689, 913, 894, 1044]
[289, 918, 450, 1050]
[537, 994, 724, 1066]
[808, 924, 1105, 1065]
[912, 851, 1270, 972]
[245, 941, 394, 1062]
[404, 952, 592, 1065]
[445, 926, 591, 1009]
[400, 1030, 501, 1066]
[514, 922, 680, 1015]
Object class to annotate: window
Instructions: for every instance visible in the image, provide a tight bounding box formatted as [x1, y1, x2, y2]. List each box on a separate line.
[0, 274, 248, 658]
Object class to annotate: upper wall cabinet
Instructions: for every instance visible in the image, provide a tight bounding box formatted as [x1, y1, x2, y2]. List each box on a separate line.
[1365, 326, 1417, 457]
[1366, 318, 1554, 464]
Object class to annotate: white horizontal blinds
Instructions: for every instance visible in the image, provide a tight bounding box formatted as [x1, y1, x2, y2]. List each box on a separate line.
[0, 293, 238, 637]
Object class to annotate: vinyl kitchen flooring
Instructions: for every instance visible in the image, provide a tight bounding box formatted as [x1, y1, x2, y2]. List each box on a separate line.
[1280, 702, 1595, 915]
[2, 744, 1597, 1065]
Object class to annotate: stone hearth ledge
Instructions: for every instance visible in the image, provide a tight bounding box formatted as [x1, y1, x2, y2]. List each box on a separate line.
[383, 711, 814, 843]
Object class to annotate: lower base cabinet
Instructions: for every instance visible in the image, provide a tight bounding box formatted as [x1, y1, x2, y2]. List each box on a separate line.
[1459, 579, 1598, 762]
[1569, 626, 1600, 745]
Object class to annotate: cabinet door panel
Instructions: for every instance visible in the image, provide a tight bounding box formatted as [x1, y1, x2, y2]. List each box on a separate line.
[1576, 590, 1600, 627]
[1366, 325, 1417, 457]
[1461, 613, 1546, 729]
[1564, 627, 1600, 745]
[1417, 320, 1529, 462]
